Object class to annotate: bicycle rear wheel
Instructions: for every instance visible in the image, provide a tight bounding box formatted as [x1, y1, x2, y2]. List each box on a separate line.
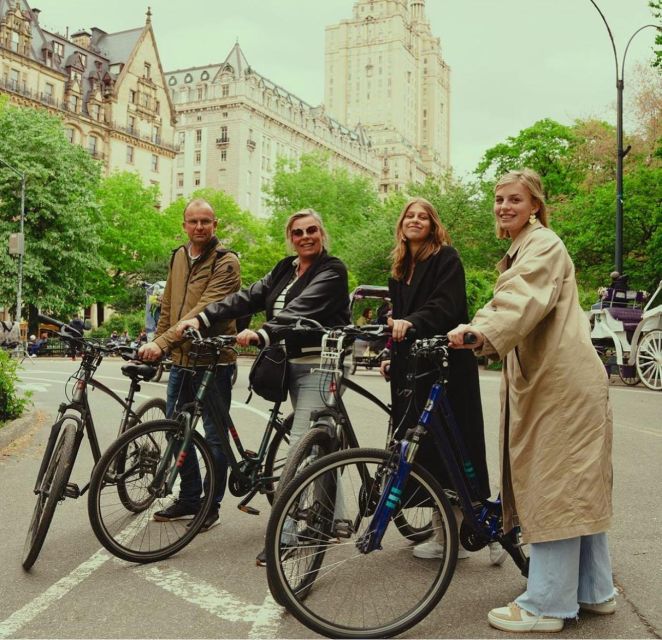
[277, 425, 335, 493]
[263, 412, 293, 504]
[22, 420, 78, 570]
[117, 398, 168, 512]
[265, 447, 457, 639]
[87, 419, 215, 563]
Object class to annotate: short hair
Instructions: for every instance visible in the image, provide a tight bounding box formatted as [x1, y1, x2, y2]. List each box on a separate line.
[494, 169, 548, 239]
[183, 198, 215, 219]
[284, 208, 330, 252]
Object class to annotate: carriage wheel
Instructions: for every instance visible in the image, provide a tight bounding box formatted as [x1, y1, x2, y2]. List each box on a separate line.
[636, 330, 662, 391]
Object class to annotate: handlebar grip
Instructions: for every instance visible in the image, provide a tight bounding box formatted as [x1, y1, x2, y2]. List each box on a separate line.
[464, 332, 477, 345]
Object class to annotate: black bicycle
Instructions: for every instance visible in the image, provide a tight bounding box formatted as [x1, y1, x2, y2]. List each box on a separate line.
[22, 315, 166, 570]
[86, 330, 293, 563]
[265, 334, 528, 638]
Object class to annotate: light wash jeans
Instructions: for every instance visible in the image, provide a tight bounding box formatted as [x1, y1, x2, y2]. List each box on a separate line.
[515, 532, 615, 619]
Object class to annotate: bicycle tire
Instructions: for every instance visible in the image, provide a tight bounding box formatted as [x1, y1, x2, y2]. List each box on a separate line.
[116, 398, 168, 512]
[263, 412, 293, 505]
[277, 425, 335, 494]
[22, 420, 78, 570]
[87, 419, 215, 564]
[393, 505, 434, 543]
[265, 447, 457, 639]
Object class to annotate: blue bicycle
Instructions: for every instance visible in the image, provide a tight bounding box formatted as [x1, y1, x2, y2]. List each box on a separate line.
[264, 335, 529, 639]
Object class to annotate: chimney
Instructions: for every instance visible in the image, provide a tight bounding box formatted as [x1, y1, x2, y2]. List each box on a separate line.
[31, 7, 40, 24]
[71, 29, 91, 49]
[90, 27, 106, 47]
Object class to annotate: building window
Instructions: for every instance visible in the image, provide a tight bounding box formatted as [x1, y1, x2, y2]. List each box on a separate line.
[88, 136, 98, 155]
[194, 150, 201, 164]
[53, 41, 64, 57]
[128, 115, 136, 134]
[222, 111, 228, 118]
[197, 87, 203, 100]
[220, 149, 227, 162]
[194, 172, 201, 186]
[126, 145, 134, 163]
[69, 94, 79, 112]
[80, 53, 87, 67]
[144, 62, 151, 78]
[152, 125, 160, 144]
[65, 127, 75, 143]
[195, 129, 202, 144]
[44, 82, 54, 98]
[90, 103, 101, 121]
[221, 84, 229, 97]
[151, 154, 159, 172]
[177, 173, 184, 188]
[129, 89, 137, 104]
[220, 126, 228, 142]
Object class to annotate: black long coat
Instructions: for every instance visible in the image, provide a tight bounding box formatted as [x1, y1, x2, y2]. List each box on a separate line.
[388, 246, 490, 499]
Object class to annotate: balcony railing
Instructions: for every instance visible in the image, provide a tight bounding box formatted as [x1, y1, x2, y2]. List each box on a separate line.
[110, 122, 176, 152]
[216, 137, 230, 146]
[246, 139, 256, 151]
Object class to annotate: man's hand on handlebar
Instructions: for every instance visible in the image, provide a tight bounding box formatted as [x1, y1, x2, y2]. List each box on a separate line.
[138, 342, 163, 362]
[379, 359, 391, 381]
[447, 324, 484, 349]
[236, 329, 260, 347]
[175, 317, 201, 338]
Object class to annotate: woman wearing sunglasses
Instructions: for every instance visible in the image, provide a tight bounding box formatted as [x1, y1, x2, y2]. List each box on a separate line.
[176, 208, 350, 564]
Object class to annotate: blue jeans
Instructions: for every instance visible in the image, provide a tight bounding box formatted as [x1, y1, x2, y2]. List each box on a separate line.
[515, 533, 615, 618]
[166, 364, 234, 510]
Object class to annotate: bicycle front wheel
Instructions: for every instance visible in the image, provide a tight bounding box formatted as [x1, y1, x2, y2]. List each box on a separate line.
[265, 447, 457, 639]
[22, 420, 78, 570]
[87, 419, 215, 563]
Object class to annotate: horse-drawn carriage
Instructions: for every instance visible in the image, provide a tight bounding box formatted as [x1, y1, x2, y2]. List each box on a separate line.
[589, 279, 662, 391]
[349, 285, 391, 374]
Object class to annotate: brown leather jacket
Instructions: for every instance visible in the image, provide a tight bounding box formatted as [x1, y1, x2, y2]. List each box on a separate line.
[154, 237, 241, 366]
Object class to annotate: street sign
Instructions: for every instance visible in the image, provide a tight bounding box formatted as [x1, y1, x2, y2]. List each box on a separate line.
[9, 232, 24, 256]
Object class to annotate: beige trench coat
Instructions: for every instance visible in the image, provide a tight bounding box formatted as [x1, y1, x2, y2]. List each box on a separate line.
[472, 222, 613, 544]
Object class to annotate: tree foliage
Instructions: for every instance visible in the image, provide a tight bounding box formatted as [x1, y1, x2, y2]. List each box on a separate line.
[0, 100, 101, 316]
[92, 171, 182, 311]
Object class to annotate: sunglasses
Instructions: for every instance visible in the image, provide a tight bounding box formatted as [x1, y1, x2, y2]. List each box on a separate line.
[291, 225, 319, 238]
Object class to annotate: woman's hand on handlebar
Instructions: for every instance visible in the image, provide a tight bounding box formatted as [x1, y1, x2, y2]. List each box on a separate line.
[175, 317, 200, 338]
[379, 359, 391, 381]
[447, 324, 484, 349]
[236, 329, 261, 347]
[388, 317, 412, 342]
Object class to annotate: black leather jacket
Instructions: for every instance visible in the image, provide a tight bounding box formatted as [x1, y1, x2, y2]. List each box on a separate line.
[197, 251, 350, 358]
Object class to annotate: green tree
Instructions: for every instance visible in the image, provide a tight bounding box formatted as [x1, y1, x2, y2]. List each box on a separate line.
[475, 119, 579, 199]
[0, 100, 102, 316]
[93, 172, 182, 311]
[650, 1, 662, 68]
[266, 152, 381, 257]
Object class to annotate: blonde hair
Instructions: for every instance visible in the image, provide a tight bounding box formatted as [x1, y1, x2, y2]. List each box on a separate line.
[284, 208, 330, 252]
[494, 169, 548, 239]
[390, 197, 451, 280]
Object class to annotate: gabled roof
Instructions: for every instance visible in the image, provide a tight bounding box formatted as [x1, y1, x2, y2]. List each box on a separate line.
[94, 27, 142, 64]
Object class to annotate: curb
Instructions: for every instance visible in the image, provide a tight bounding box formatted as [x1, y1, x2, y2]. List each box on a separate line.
[0, 409, 39, 450]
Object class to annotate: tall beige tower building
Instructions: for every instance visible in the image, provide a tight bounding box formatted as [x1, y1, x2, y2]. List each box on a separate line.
[325, 0, 450, 192]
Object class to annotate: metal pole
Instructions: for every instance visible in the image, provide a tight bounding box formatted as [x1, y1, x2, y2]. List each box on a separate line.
[16, 174, 25, 323]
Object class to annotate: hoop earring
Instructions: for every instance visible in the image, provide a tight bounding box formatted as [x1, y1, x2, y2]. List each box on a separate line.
[529, 213, 537, 225]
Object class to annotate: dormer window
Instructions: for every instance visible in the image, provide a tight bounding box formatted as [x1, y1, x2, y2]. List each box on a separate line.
[53, 41, 64, 57]
[80, 53, 87, 67]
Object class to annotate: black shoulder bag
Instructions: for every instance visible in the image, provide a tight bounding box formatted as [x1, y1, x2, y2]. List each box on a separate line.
[248, 344, 289, 402]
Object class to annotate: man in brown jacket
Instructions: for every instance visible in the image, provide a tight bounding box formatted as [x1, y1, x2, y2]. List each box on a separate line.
[139, 198, 241, 530]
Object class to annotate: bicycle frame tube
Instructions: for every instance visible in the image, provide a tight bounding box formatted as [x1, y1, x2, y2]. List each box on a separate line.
[342, 377, 390, 415]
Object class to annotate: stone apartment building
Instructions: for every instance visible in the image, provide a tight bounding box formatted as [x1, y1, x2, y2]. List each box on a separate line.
[167, 0, 450, 212]
[0, 0, 176, 205]
[166, 43, 380, 217]
[325, 0, 451, 192]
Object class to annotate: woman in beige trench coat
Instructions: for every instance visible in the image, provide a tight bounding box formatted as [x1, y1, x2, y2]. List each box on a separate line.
[449, 169, 615, 634]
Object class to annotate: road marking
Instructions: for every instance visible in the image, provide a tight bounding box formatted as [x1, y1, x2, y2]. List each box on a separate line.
[137, 565, 283, 633]
[16, 383, 51, 393]
[0, 549, 112, 639]
[231, 402, 271, 420]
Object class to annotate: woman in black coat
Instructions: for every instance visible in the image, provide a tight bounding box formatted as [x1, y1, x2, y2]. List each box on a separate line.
[381, 197, 502, 563]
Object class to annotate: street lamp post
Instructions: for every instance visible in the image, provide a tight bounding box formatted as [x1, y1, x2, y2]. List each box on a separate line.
[0, 156, 26, 323]
[588, 0, 660, 275]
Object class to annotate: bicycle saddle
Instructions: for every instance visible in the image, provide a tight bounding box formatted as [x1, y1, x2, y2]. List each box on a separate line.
[121, 362, 157, 381]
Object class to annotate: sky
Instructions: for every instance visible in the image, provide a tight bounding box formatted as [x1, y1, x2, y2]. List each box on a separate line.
[31, 0, 660, 177]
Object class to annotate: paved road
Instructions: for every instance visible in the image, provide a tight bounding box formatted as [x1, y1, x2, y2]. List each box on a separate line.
[1, 358, 660, 639]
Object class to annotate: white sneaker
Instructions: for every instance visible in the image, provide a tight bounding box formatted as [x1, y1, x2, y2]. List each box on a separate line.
[457, 545, 470, 559]
[488, 541, 508, 565]
[413, 540, 444, 559]
[488, 602, 564, 633]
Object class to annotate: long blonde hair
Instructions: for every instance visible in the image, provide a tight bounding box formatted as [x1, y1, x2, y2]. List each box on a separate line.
[494, 169, 549, 239]
[390, 197, 451, 280]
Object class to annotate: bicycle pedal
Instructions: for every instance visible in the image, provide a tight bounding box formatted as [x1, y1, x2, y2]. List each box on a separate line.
[238, 504, 260, 516]
[63, 482, 80, 499]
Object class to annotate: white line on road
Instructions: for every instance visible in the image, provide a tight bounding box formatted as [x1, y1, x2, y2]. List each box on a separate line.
[0, 549, 112, 639]
[231, 402, 271, 420]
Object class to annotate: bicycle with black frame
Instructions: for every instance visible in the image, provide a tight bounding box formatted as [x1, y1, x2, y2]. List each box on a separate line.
[264, 333, 529, 639]
[22, 315, 167, 570]
[86, 328, 294, 564]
